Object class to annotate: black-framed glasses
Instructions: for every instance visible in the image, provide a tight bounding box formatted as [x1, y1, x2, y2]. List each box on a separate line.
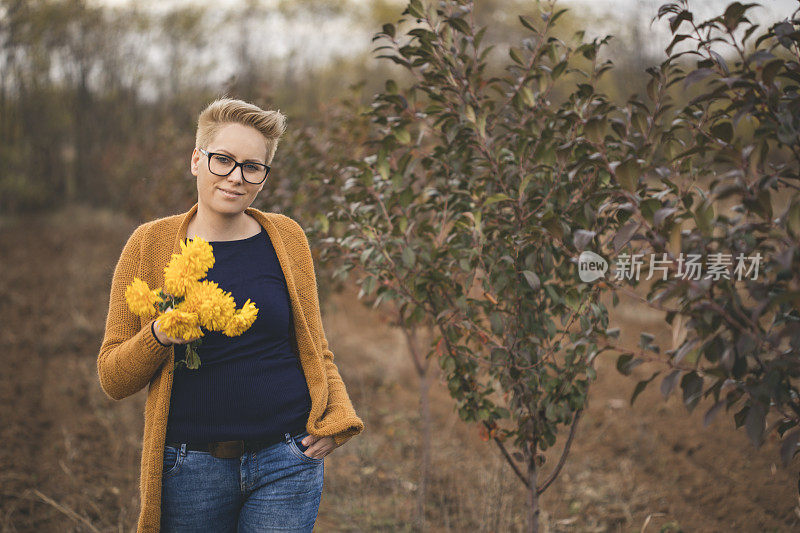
[198, 148, 271, 185]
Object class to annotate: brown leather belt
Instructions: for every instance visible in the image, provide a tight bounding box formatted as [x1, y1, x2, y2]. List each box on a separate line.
[166, 432, 287, 459]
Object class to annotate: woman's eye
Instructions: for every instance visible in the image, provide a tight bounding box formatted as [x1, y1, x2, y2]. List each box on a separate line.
[243, 164, 259, 172]
[214, 156, 231, 164]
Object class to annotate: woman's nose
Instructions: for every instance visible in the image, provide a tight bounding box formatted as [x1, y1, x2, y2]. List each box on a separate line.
[227, 166, 245, 183]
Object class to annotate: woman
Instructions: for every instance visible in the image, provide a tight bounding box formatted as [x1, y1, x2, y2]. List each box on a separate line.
[97, 97, 364, 533]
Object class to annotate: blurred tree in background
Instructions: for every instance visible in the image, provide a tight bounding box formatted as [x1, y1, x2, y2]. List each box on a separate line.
[0, 0, 669, 220]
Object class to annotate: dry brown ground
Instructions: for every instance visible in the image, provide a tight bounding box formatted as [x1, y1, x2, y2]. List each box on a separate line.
[1, 204, 798, 532]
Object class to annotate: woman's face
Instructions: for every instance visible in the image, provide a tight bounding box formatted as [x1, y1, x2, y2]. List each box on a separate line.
[190, 122, 269, 217]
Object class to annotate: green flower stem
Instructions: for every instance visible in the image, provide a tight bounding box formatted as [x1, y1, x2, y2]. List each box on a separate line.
[173, 337, 203, 372]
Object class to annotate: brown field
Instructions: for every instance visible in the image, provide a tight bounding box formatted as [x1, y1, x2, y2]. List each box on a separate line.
[1, 205, 798, 532]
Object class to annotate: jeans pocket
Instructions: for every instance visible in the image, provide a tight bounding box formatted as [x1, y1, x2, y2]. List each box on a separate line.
[288, 432, 322, 463]
[163, 445, 184, 477]
[292, 432, 310, 453]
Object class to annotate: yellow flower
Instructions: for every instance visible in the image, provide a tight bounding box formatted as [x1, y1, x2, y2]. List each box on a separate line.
[178, 280, 236, 331]
[163, 255, 198, 298]
[223, 299, 259, 337]
[239, 298, 258, 324]
[222, 313, 248, 337]
[180, 236, 215, 277]
[162, 237, 215, 298]
[156, 308, 201, 341]
[125, 277, 162, 318]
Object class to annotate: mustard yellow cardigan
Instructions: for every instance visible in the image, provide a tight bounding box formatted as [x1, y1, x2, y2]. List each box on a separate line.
[97, 202, 364, 532]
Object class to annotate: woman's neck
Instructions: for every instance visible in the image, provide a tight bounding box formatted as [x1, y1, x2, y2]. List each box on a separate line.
[187, 205, 259, 242]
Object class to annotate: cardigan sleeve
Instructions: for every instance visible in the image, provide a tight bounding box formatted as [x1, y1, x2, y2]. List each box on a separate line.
[97, 224, 173, 401]
[291, 221, 365, 448]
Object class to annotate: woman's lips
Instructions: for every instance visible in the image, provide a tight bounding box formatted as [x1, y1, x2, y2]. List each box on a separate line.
[218, 188, 244, 199]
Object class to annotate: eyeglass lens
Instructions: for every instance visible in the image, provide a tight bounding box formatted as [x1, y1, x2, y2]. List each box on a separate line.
[208, 154, 268, 183]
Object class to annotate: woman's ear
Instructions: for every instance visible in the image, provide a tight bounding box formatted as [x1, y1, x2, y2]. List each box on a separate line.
[190, 148, 200, 176]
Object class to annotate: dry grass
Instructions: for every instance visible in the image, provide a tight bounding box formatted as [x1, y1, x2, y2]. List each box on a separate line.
[1, 204, 798, 532]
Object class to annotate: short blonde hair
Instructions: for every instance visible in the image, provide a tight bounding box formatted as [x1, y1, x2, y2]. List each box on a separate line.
[195, 97, 287, 164]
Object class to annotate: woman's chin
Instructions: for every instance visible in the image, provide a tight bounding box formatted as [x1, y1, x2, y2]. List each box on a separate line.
[205, 196, 243, 210]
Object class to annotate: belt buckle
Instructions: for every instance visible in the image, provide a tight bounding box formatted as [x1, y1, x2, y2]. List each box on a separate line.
[209, 440, 244, 459]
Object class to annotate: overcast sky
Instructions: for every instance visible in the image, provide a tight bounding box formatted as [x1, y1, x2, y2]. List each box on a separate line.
[92, 0, 799, 57]
[95, 0, 799, 19]
[570, 0, 798, 35]
[88, 0, 799, 97]
[567, 0, 799, 58]
[572, 0, 796, 16]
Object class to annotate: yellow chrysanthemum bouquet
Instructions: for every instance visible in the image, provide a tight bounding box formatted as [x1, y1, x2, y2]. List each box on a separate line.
[124, 236, 258, 371]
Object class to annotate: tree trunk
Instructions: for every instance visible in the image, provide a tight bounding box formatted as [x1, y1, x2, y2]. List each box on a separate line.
[71, 61, 90, 204]
[400, 319, 431, 532]
[528, 444, 539, 533]
[417, 364, 431, 532]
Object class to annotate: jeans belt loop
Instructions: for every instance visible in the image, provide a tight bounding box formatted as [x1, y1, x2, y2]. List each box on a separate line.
[284, 432, 292, 445]
[180, 443, 187, 457]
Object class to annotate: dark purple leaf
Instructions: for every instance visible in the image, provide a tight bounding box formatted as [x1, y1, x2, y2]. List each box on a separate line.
[723, 2, 758, 31]
[382, 23, 396, 38]
[631, 371, 661, 406]
[613, 220, 640, 253]
[745, 400, 767, 448]
[616, 353, 643, 376]
[519, 15, 536, 32]
[709, 50, 729, 75]
[762, 58, 784, 85]
[746, 49, 775, 66]
[780, 428, 800, 467]
[683, 68, 714, 88]
[666, 34, 689, 55]
[681, 371, 703, 412]
[661, 369, 682, 399]
[673, 338, 698, 365]
[573, 230, 596, 251]
[522, 270, 540, 290]
[703, 400, 726, 427]
[669, 10, 693, 33]
[710, 121, 733, 143]
[654, 207, 678, 226]
[446, 16, 471, 36]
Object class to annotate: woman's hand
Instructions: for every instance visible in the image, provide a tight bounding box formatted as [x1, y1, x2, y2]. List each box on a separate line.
[300, 435, 337, 459]
[153, 307, 202, 346]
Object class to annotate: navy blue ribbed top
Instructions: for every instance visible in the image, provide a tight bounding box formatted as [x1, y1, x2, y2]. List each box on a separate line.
[165, 225, 311, 443]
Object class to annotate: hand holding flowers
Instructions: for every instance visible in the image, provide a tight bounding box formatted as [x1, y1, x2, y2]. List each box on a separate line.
[123, 236, 259, 371]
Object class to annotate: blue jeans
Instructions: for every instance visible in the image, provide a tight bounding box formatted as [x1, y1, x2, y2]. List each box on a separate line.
[160, 431, 324, 532]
